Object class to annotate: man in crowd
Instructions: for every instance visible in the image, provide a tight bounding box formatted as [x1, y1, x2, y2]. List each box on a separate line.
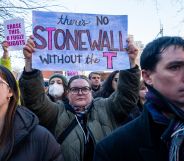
[93, 36, 184, 161]
[88, 72, 101, 95]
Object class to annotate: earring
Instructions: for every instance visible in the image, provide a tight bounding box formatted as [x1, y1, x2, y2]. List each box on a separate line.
[7, 97, 10, 101]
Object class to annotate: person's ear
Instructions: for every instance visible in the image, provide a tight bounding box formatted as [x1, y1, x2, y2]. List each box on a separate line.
[141, 70, 153, 86]
[7, 88, 13, 101]
[66, 90, 70, 97]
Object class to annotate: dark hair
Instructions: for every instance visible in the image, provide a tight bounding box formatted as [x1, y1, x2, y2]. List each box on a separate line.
[68, 75, 91, 89]
[0, 65, 18, 146]
[94, 70, 119, 98]
[88, 72, 101, 80]
[140, 36, 184, 71]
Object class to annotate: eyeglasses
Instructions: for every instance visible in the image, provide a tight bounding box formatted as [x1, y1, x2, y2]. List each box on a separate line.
[69, 86, 91, 95]
[0, 78, 9, 86]
[113, 78, 118, 82]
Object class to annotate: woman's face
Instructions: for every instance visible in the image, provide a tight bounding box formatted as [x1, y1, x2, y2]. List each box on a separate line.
[139, 82, 148, 103]
[112, 73, 119, 91]
[0, 76, 12, 109]
[67, 79, 93, 112]
[48, 77, 65, 99]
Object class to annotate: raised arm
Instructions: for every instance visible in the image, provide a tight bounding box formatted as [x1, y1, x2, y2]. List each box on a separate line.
[19, 36, 64, 130]
[0, 41, 12, 70]
[107, 38, 140, 124]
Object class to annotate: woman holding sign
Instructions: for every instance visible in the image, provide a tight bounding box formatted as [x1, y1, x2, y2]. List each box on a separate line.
[19, 36, 140, 161]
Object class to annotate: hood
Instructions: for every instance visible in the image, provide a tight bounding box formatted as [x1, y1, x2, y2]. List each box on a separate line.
[0, 106, 39, 161]
[13, 106, 39, 144]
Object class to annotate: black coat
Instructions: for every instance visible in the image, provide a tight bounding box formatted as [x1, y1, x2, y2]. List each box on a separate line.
[93, 107, 168, 161]
[0, 106, 64, 161]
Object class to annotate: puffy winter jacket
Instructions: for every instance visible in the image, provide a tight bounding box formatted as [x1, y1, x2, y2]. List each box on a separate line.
[0, 106, 64, 161]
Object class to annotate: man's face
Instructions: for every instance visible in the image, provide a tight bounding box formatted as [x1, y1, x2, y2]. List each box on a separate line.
[90, 74, 101, 87]
[142, 46, 184, 109]
[68, 79, 93, 112]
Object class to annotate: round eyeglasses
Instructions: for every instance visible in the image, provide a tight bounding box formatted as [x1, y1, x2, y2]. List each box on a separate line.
[69, 86, 91, 95]
[0, 78, 9, 87]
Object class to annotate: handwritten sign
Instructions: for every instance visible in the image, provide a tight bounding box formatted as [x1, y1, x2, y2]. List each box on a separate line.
[65, 71, 83, 79]
[4, 18, 26, 51]
[32, 11, 129, 71]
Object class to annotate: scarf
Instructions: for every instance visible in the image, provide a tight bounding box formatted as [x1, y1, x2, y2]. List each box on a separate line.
[145, 85, 184, 161]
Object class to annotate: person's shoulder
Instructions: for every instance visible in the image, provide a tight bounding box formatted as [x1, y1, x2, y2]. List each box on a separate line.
[15, 106, 39, 128]
[16, 107, 55, 140]
[93, 97, 107, 108]
[27, 122, 63, 160]
[100, 116, 141, 145]
[25, 121, 59, 149]
[32, 124, 55, 139]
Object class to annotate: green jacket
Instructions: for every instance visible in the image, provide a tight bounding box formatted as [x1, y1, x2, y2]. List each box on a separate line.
[0, 57, 12, 70]
[19, 67, 140, 161]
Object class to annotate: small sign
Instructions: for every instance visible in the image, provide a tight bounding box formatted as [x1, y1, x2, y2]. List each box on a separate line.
[4, 18, 26, 51]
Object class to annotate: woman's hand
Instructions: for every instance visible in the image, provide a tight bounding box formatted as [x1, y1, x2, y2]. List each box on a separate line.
[126, 37, 139, 68]
[23, 35, 35, 72]
[2, 41, 9, 59]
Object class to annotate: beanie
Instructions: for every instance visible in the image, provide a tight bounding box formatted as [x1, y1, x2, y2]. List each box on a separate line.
[49, 73, 68, 87]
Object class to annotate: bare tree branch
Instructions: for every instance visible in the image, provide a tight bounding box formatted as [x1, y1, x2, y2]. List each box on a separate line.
[0, 0, 67, 42]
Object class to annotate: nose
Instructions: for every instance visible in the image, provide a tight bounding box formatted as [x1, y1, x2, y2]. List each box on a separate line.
[78, 89, 83, 94]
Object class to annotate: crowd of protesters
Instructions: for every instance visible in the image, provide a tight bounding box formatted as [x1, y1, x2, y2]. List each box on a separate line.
[0, 35, 184, 161]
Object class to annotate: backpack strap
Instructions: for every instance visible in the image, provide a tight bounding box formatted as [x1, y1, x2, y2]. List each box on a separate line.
[57, 118, 78, 144]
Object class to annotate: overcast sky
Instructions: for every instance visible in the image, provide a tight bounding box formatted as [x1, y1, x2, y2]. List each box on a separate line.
[54, 0, 184, 45]
[1, 0, 184, 70]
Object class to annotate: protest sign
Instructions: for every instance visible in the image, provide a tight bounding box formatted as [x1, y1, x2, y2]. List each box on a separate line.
[65, 70, 84, 79]
[4, 18, 26, 51]
[32, 11, 129, 71]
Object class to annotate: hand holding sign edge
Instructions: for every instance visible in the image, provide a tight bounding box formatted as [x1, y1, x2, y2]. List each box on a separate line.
[126, 37, 139, 68]
[23, 35, 35, 72]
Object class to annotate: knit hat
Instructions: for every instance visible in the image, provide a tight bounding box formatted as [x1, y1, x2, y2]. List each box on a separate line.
[49, 73, 68, 87]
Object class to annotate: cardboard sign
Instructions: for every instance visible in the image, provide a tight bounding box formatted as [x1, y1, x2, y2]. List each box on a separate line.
[4, 18, 26, 51]
[32, 11, 129, 71]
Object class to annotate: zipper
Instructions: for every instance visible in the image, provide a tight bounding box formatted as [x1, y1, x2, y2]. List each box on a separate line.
[86, 126, 96, 145]
[75, 115, 87, 161]
[75, 115, 87, 143]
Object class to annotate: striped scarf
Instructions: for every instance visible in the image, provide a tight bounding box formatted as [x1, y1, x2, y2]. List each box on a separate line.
[169, 122, 184, 161]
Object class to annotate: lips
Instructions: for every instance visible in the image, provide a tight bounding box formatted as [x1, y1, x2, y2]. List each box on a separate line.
[178, 89, 184, 92]
[76, 97, 85, 101]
